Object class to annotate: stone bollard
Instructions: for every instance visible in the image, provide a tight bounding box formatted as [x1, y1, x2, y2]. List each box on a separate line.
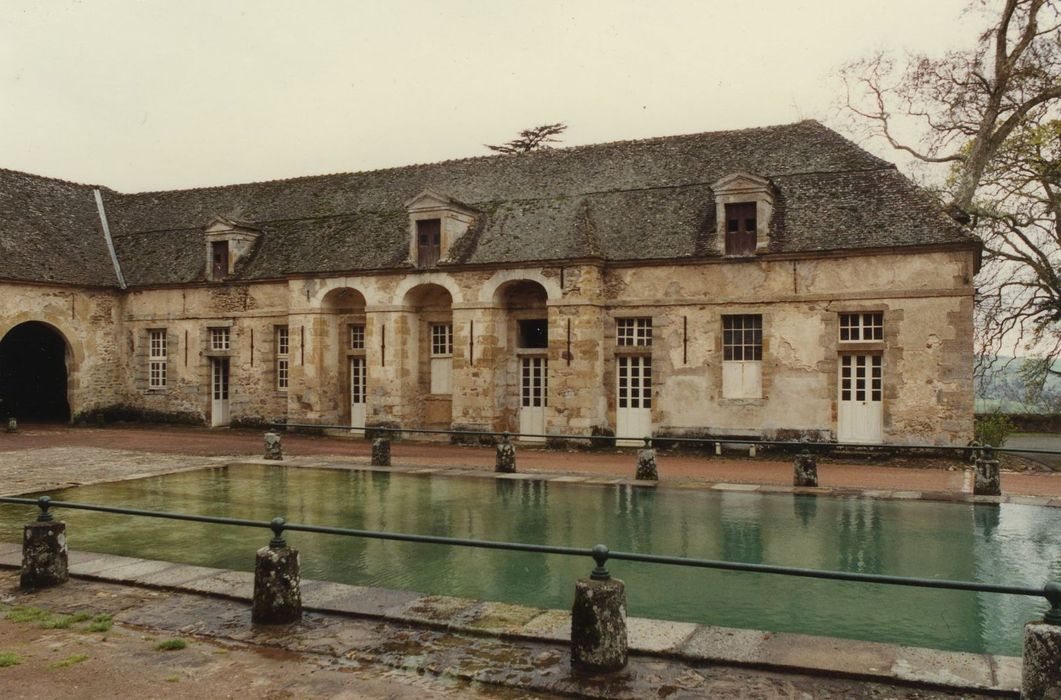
[749, 444, 757, 458]
[495, 432, 516, 473]
[793, 444, 818, 487]
[6, 417, 17, 433]
[571, 545, 628, 673]
[974, 447, 1001, 496]
[371, 437, 391, 467]
[635, 438, 658, 480]
[1022, 582, 1061, 699]
[21, 497, 68, 589]
[263, 432, 283, 461]
[714, 441, 722, 456]
[252, 517, 302, 625]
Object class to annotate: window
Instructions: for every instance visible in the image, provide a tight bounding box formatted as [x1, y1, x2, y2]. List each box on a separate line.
[724, 202, 757, 255]
[210, 327, 230, 351]
[517, 319, 548, 349]
[429, 323, 453, 394]
[349, 324, 365, 350]
[275, 326, 289, 391]
[148, 329, 167, 389]
[211, 241, 229, 280]
[417, 219, 441, 268]
[839, 312, 884, 342]
[840, 354, 882, 402]
[617, 318, 652, 347]
[722, 315, 762, 399]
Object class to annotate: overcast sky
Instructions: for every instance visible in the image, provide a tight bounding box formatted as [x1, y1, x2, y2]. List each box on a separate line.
[1, 0, 982, 192]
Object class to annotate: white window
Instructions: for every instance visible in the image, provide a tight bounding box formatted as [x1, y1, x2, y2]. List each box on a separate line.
[210, 327, 230, 351]
[617, 318, 652, 347]
[349, 324, 365, 350]
[722, 315, 762, 399]
[148, 329, 167, 389]
[430, 323, 453, 394]
[276, 326, 289, 391]
[839, 312, 884, 342]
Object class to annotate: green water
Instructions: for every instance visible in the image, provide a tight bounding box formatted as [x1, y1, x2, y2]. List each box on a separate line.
[1, 465, 1058, 655]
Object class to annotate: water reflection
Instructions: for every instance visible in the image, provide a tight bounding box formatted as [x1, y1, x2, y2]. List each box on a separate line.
[0, 465, 1057, 656]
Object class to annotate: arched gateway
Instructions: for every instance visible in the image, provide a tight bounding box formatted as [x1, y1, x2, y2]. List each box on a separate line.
[0, 321, 71, 422]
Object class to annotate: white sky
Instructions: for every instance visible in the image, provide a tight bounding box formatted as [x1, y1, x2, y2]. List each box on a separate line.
[0, 0, 983, 193]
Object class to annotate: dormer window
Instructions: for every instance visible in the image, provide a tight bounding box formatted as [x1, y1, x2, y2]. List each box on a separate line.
[712, 172, 776, 257]
[405, 189, 478, 269]
[417, 219, 441, 268]
[211, 241, 230, 280]
[725, 203, 757, 255]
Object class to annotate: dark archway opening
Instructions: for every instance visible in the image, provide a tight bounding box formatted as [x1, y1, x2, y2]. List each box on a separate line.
[0, 322, 70, 422]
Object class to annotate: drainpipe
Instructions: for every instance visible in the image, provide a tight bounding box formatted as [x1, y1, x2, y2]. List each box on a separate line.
[94, 189, 126, 290]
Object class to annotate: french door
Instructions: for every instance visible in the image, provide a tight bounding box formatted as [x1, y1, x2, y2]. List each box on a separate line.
[210, 357, 230, 427]
[616, 355, 651, 447]
[519, 356, 547, 442]
[837, 354, 882, 443]
[350, 357, 366, 432]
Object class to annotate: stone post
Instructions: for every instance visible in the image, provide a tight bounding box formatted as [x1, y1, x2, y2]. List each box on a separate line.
[714, 441, 722, 456]
[495, 432, 516, 473]
[571, 545, 628, 673]
[371, 437, 391, 467]
[6, 417, 17, 433]
[974, 447, 1001, 496]
[252, 518, 302, 625]
[1022, 582, 1061, 700]
[794, 444, 818, 487]
[21, 497, 68, 589]
[749, 444, 757, 458]
[635, 438, 657, 480]
[263, 432, 283, 461]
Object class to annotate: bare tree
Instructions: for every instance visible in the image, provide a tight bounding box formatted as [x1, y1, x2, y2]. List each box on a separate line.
[841, 0, 1061, 393]
[486, 123, 568, 155]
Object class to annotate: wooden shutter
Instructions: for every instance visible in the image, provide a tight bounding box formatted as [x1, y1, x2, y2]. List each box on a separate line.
[724, 203, 757, 255]
[417, 219, 441, 268]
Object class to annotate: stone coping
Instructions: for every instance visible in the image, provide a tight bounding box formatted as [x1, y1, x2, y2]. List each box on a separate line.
[0, 542, 1021, 694]
[229, 458, 1061, 508]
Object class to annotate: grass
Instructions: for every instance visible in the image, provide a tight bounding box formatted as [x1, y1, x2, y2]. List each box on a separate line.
[155, 639, 187, 651]
[50, 654, 88, 669]
[164, 675, 180, 683]
[5, 606, 95, 630]
[85, 614, 112, 633]
[0, 652, 19, 668]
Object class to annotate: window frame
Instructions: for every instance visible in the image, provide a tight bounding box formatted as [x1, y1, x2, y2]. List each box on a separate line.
[838, 312, 884, 343]
[721, 314, 763, 399]
[209, 327, 231, 351]
[616, 317, 653, 348]
[148, 329, 167, 390]
[349, 324, 365, 351]
[275, 325, 289, 391]
[430, 323, 453, 358]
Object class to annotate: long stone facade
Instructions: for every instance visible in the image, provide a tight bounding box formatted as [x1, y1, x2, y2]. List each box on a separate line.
[0, 121, 979, 445]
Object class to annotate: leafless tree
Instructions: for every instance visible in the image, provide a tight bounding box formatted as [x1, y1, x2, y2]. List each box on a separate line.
[841, 0, 1061, 393]
[486, 123, 568, 155]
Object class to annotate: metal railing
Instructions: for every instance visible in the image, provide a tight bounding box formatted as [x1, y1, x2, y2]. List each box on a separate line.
[2, 494, 1059, 625]
[269, 421, 1061, 457]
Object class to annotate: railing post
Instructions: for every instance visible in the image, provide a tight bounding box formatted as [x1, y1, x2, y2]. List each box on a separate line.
[793, 440, 818, 487]
[495, 432, 516, 473]
[263, 432, 283, 461]
[974, 444, 1001, 496]
[371, 437, 391, 467]
[635, 437, 658, 480]
[20, 496, 68, 589]
[252, 517, 302, 625]
[1022, 582, 1061, 699]
[571, 544, 628, 673]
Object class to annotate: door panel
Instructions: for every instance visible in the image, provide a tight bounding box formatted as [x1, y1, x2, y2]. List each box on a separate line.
[616, 355, 652, 447]
[838, 354, 882, 443]
[519, 356, 546, 442]
[350, 357, 366, 432]
[210, 358, 230, 427]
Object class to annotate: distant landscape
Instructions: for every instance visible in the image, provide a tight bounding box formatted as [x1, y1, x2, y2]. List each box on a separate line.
[975, 356, 1061, 414]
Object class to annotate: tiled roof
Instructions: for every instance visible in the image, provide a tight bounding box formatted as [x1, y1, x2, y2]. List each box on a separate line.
[1, 120, 976, 287]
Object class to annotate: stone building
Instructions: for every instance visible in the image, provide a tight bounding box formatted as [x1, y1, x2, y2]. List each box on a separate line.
[0, 120, 978, 445]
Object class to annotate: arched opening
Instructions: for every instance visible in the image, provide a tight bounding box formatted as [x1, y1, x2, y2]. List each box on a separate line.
[403, 284, 454, 429]
[493, 280, 549, 440]
[321, 288, 368, 429]
[0, 321, 71, 422]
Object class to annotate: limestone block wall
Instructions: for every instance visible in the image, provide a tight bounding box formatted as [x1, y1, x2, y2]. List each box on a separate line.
[0, 282, 124, 418]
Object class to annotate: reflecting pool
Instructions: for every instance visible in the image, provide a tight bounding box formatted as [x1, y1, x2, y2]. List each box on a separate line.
[1, 465, 1058, 655]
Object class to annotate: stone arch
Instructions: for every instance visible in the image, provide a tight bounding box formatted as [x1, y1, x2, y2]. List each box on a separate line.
[318, 287, 368, 426]
[394, 273, 463, 306]
[480, 270, 560, 305]
[401, 283, 454, 429]
[311, 279, 374, 308]
[0, 320, 76, 422]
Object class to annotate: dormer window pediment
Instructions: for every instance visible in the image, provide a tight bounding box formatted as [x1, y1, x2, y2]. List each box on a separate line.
[204, 215, 261, 281]
[711, 172, 776, 257]
[405, 189, 477, 269]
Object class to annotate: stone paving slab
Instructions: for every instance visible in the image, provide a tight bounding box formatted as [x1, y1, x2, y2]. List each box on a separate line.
[181, 570, 254, 599]
[627, 616, 699, 653]
[136, 562, 228, 587]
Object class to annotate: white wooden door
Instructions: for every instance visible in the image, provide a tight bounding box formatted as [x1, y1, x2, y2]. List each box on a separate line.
[519, 356, 546, 442]
[350, 357, 366, 432]
[616, 355, 652, 446]
[210, 358, 230, 427]
[838, 354, 882, 443]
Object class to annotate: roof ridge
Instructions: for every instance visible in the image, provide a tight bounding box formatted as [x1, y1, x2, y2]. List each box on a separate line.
[0, 166, 113, 191]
